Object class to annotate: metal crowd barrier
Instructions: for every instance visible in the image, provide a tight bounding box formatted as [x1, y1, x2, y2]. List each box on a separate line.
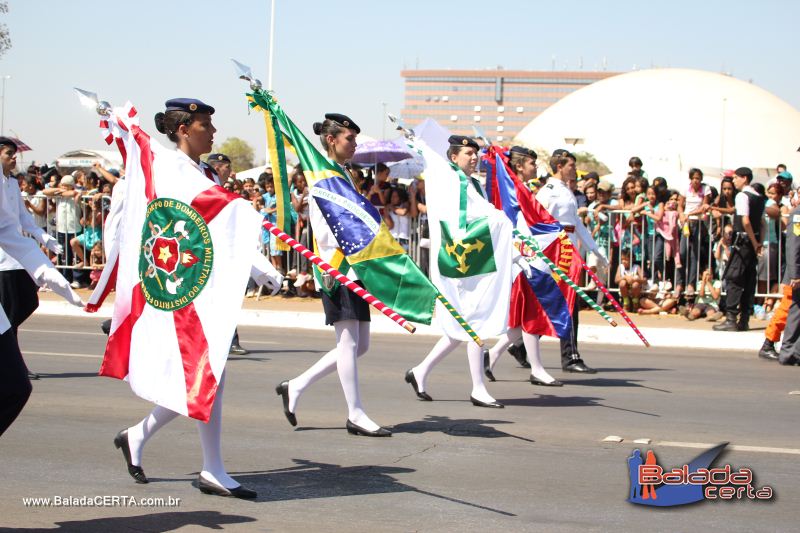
[29, 195, 788, 305]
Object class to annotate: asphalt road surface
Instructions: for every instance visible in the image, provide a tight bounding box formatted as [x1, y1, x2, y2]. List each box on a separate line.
[1, 315, 798, 532]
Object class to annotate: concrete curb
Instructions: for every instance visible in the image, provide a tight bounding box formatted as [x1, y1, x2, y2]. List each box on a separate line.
[35, 300, 764, 352]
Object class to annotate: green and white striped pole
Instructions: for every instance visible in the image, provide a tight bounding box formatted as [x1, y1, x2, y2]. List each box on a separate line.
[512, 229, 617, 327]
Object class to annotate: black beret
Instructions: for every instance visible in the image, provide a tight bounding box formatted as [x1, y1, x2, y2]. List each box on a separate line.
[448, 135, 479, 150]
[207, 153, 231, 164]
[583, 171, 599, 181]
[0, 136, 17, 150]
[551, 148, 574, 159]
[164, 98, 215, 115]
[509, 146, 537, 160]
[325, 113, 360, 133]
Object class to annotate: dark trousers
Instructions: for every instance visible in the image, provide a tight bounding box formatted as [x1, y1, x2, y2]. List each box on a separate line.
[57, 232, 76, 283]
[560, 296, 581, 365]
[0, 328, 32, 437]
[644, 233, 665, 281]
[724, 241, 757, 323]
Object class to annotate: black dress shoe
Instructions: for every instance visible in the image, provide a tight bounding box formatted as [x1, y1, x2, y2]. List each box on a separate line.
[198, 475, 257, 499]
[113, 430, 148, 484]
[27, 370, 40, 380]
[713, 320, 738, 331]
[562, 360, 597, 374]
[346, 419, 392, 437]
[530, 375, 564, 387]
[508, 342, 530, 368]
[758, 340, 779, 361]
[100, 319, 111, 336]
[483, 349, 496, 382]
[275, 381, 297, 427]
[404, 369, 433, 401]
[779, 357, 800, 366]
[229, 344, 249, 356]
[470, 396, 504, 408]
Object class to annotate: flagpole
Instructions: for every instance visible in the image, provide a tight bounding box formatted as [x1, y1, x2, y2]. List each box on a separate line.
[263, 221, 416, 334]
[435, 294, 483, 347]
[267, 0, 276, 90]
[512, 229, 617, 328]
[578, 257, 651, 347]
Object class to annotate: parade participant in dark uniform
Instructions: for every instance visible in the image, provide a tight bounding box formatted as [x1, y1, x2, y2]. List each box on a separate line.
[276, 113, 391, 437]
[535, 149, 608, 373]
[207, 152, 249, 356]
[776, 204, 800, 365]
[714, 167, 765, 332]
[0, 137, 83, 436]
[113, 99, 283, 499]
[0, 137, 65, 379]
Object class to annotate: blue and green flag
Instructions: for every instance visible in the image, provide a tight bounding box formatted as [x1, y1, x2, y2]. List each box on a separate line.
[248, 90, 438, 325]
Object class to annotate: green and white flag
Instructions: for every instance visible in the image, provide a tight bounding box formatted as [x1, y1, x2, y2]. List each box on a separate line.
[411, 138, 514, 341]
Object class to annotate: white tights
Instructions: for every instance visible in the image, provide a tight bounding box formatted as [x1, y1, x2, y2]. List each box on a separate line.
[126, 373, 239, 489]
[411, 335, 495, 404]
[487, 327, 557, 384]
[287, 320, 379, 431]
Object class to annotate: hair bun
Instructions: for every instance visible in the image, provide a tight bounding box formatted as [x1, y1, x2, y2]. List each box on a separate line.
[312, 122, 323, 135]
[154, 112, 167, 134]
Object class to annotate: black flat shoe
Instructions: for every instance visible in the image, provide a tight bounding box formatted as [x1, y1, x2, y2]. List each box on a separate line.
[113, 429, 148, 484]
[275, 381, 297, 427]
[100, 319, 111, 336]
[483, 350, 496, 382]
[470, 396, 504, 408]
[530, 375, 564, 387]
[198, 475, 257, 499]
[229, 344, 249, 356]
[508, 343, 530, 368]
[404, 369, 432, 401]
[562, 360, 597, 374]
[346, 419, 392, 437]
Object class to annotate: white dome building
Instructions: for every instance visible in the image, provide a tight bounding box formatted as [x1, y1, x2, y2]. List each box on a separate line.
[515, 68, 800, 189]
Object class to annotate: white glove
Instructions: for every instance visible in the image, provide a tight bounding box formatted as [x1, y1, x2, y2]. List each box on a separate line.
[36, 267, 84, 307]
[42, 234, 63, 255]
[256, 271, 284, 296]
[593, 251, 609, 270]
[513, 254, 533, 278]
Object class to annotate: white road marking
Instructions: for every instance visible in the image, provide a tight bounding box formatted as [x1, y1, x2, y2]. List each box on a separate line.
[23, 351, 103, 359]
[656, 441, 800, 456]
[19, 329, 105, 336]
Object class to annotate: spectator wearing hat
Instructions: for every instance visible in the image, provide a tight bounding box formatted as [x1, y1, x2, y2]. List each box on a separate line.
[714, 167, 765, 332]
[536, 149, 608, 373]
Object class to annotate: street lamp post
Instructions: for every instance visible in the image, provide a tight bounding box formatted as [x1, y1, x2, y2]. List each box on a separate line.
[1, 75, 10, 136]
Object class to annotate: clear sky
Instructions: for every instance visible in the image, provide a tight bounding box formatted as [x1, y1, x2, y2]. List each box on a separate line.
[2, 0, 798, 167]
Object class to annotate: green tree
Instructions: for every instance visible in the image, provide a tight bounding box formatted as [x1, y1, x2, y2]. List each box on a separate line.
[0, 2, 11, 59]
[574, 151, 610, 176]
[210, 137, 255, 172]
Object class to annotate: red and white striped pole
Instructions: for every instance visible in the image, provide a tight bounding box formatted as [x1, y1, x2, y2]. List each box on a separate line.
[579, 257, 650, 347]
[262, 221, 416, 334]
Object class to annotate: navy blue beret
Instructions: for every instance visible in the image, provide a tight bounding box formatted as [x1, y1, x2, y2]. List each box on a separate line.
[164, 98, 215, 115]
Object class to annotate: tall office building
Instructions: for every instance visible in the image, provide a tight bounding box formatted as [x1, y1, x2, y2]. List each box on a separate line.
[401, 69, 618, 142]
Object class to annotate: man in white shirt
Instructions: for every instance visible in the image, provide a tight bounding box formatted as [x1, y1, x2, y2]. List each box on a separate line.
[0, 138, 63, 379]
[536, 149, 608, 373]
[0, 137, 84, 437]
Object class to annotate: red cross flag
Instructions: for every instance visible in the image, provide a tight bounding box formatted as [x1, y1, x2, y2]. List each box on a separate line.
[86, 103, 262, 422]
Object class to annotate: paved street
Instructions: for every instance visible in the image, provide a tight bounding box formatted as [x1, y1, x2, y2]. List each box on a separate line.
[1, 314, 798, 532]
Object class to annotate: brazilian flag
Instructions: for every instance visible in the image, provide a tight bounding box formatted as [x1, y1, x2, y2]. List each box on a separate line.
[248, 90, 438, 325]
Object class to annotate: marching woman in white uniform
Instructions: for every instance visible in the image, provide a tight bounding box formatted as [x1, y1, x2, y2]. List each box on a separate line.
[275, 113, 391, 437]
[112, 99, 283, 498]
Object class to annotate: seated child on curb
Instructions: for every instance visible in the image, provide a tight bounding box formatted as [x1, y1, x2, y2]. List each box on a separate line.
[686, 268, 722, 321]
[615, 248, 644, 312]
